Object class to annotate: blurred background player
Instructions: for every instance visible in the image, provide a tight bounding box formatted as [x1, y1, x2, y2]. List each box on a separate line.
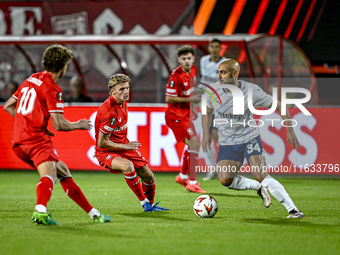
[0, 80, 19, 102]
[165, 45, 207, 193]
[3, 44, 110, 225]
[200, 38, 227, 181]
[66, 76, 93, 103]
[202, 59, 305, 218]
[94, 74, 169, 212]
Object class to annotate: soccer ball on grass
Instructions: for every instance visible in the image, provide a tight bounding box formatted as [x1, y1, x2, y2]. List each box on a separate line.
[193, 195, 218, 218]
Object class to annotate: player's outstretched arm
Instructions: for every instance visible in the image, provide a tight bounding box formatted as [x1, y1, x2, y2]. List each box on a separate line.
[97, 131, 141, 150]
[3, 97, 17, 117]
[202, 106, 214, 153]
[273, 101, 301, 150]
[50, 113, 92, 131]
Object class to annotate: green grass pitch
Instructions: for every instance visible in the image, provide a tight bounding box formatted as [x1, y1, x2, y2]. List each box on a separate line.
[0, 170, 339, 255]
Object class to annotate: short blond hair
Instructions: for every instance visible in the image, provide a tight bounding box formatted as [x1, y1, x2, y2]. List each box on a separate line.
[108, 74, 130, 89]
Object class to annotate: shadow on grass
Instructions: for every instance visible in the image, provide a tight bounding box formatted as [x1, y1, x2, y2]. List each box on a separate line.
[208, 192, 257, 199]
[30, 223, 139, 238]
[118, 212, 190, 222]
[242, 218, 340, 228]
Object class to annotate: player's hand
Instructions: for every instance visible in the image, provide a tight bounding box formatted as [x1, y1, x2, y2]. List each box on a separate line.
[125, 141, 142, 150]
[47, 129, 55, 137]
[202, 135, 211, 153]
[77, 119, 93, 130]
[287, 129, 300, 150]
[191, 107, 198, 120]
[189, 93, 201, 103]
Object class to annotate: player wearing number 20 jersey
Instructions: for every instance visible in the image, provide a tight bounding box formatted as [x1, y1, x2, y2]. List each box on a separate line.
[12, 71, 64, 146]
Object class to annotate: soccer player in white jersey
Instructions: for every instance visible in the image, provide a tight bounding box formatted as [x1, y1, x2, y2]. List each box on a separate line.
[200, 38, 227, 181]
[202, 59, 305, 218]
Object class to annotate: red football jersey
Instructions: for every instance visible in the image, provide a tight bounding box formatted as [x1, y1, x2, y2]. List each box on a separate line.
[165, 65, 197, 121]
[95, 96, 129, 152]
[12, 71, 64, 145]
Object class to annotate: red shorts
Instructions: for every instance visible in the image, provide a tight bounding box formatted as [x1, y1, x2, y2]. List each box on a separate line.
[13, 139, 59, 168]
[165, 117, 197, 143]
[95, 149, 148, 174]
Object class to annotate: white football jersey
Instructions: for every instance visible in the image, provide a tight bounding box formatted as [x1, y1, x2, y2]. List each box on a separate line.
[206, 80, 273, 145]
[200, 55, 227, 84]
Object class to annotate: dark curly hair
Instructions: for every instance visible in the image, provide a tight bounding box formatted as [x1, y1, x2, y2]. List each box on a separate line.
[41, 44, 73, 73]
[177, 45, 194, 57]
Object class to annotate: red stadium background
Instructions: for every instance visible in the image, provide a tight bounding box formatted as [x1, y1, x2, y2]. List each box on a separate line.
[1, 105, 339, 175]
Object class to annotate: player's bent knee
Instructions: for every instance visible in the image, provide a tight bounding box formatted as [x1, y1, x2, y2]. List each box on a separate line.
[219, 178, 233, 187]
[111, 158, 135, 174]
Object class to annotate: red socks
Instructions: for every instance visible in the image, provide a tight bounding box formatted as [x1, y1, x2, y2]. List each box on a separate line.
[60, 177, 93, 213]
[124, 171, 146, 201]
[142, 181, 156, 204]
[36, 176, 54, 208]
[180, 149, 189, 175]
[188, 149, 199, 181]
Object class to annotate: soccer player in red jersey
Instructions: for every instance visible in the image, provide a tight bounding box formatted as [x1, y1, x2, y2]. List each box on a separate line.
[4, 44, 110, 225]
[94, 74, 169, 212]
[165, 45, 207, 193]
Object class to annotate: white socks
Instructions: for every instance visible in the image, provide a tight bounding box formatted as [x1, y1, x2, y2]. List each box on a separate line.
[261, 175, 298, 212]
[35, 204, 47, 213]
[88, 208, 101, 219]
[180, 173, 188, 180]
[189, 180, 198, 185]
[140, 198, 149, 206]
[227, 175, 261, 190]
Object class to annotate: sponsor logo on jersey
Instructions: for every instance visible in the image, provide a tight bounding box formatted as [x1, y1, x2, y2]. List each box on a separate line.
[114, 123, 127, 132]
[183, 82, 188, 86]
[56, 103, 64, 108]
[118, 117, 122, 123]
[109, 118, 116, 125]
[56, 92, 63, 101]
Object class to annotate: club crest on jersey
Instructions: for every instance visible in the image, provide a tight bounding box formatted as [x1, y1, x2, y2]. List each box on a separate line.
[170, 81, 175, 88]
[56, 92, 63, 101]
[250, 139, 257, 144]
[109, 118, 116, 125]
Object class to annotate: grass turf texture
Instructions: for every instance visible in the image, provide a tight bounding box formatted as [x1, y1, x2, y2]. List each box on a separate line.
[0, 171, 339, 255]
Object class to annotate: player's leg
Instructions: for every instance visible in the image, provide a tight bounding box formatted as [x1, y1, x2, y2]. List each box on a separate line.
[35, 161, 58, 214]
[184, 135, 207, 193]
[57, 160, 110, 222]
[217, 159, 261, 190]
[31, 161, 61, 225]
[110, 157, 150, 209]
[136, 164, 169, 211]
[217, 144, 262, 192]
[203, 127, 219, 181]
[176, 147, 189, 186]
[248, 155, 304, 218]
[136, 164, 155, 204]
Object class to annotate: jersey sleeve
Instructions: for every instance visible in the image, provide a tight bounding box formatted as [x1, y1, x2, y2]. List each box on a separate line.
[46, 86, 64, 113]
[99, 112, 118, 135]
[206, 90, 213, 109]
[12, 88, 19, 100]
[165, 74, 180, 97]
[252, 84, 273, 108]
